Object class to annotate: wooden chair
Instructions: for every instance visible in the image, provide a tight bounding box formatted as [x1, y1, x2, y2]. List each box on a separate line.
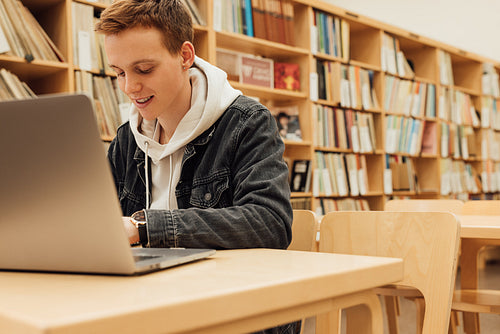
[384, 199, 464, 334]
[288, 210, 318, 334]
[455, 200, 500, 334]
[288, 209, 318, 252]
[319, 211, 461, 334]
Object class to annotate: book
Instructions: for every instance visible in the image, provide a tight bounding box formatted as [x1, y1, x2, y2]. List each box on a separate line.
[183, 0, 206, 26]
[281, 0, 294, 45]
[439, 50, 454, 86]
[269, 104, 302, 141]
[421, 122, 437, 155]
[357, 112, 375, 153]
[262, 0, 276, 42]
[240, 54, 273, 88]
[241, 0, 253, 36]
[316, 59, 326, 100]
[345, 153, 359, 196]
[339, 19, 350, 61]
[274, 62, 300, 91]
[313, 10, 350, 58]
[216, 48, 241, 81]
[2, 0, 32, 59]
[72, 2, 99, 71]
[290, 197, 311, 210]
[0, 68, 35, 100]
[397, 50, 415, 79]
[271, 0, 286, 44]
[251, 0, 267, 40]
[324, 153, 338, 195]
[15, 2, 64, 62]
[290, 160, 311, 192]
[357, 154, 369, 195]
[216, 49, 274, 88]
[0, 1, 18, 56]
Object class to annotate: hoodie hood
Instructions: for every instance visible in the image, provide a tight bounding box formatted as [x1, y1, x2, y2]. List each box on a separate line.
[129, 56, 242, 164]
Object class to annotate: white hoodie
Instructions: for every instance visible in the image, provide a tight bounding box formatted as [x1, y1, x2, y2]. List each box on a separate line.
[128, 56, 241, 210]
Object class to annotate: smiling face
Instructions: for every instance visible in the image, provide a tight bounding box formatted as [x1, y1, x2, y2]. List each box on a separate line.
[105, 26, 193, 124]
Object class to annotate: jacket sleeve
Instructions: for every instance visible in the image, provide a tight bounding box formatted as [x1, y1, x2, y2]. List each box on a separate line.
[107, 123, 148, 216]
[145, 100, 293, 250]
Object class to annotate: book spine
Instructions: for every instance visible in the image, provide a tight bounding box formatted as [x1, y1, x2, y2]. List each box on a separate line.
[243, 0, 254, 37]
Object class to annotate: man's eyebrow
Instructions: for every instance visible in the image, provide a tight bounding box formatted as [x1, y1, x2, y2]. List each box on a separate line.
[109, 59, 157, 68]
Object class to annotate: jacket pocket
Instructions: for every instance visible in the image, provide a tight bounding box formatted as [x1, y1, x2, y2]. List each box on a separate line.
[188, 169, 230, 208]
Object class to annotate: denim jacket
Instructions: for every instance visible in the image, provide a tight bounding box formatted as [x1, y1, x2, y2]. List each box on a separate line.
[108, 95, 293, 250]
[108, 96, 296, 334]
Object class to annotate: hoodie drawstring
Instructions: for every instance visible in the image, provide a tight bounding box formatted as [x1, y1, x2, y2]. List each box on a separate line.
[144, 141, 150, 209]
[169, 155, 174, 209]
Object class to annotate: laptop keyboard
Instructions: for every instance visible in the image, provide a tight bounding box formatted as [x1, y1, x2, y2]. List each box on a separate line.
[133, 255, 160, 262]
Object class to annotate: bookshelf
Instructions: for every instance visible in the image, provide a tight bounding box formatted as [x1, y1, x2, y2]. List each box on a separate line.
[2, 0, 500, 213]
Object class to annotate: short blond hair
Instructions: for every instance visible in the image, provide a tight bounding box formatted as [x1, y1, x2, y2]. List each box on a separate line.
[95, 0, 193, 55]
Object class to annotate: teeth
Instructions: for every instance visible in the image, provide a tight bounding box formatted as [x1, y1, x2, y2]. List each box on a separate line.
[137, 96, 152, 103]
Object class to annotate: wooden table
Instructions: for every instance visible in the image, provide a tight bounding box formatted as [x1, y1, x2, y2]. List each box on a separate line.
[458, 215, 500, 334]
[0, 248, 403, 334]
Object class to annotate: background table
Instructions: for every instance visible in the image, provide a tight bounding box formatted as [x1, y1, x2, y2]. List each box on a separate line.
[0, 248, 402, 334]
[458, 215, 500, 334]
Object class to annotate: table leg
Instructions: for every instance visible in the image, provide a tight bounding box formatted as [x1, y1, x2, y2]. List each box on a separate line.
[460, 239, 484, 334]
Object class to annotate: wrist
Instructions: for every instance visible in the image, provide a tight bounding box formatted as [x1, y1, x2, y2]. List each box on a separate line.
[130, 210, 149, 247]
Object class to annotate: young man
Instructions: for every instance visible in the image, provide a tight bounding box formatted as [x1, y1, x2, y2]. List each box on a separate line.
[96, 4, 296, 331]
[95, 0, 293, 270]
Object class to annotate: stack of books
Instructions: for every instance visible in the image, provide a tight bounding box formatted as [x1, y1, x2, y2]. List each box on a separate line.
[0, 0, 64, 61]
[0, 68, 36, 100]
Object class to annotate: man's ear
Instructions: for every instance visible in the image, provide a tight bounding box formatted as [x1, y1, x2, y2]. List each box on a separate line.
[180, 41, 195, 70]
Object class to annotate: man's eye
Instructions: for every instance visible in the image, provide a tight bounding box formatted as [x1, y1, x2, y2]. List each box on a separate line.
[138, 68, 153, 74]
[116, 72, 125, 77]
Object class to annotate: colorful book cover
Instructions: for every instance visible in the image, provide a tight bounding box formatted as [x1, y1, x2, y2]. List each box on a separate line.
[290, 160, 311, 192]
[240, 54, 273, 87]
[274, 62, 300, 91]
[269, 104, 302, 141]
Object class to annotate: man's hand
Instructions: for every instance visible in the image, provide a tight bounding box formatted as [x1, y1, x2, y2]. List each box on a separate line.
[123, 217, 140, 245]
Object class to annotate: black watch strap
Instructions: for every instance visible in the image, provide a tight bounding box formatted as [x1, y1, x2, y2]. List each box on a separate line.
[137, 223, 148, 247]
[131, 210, 149, 247]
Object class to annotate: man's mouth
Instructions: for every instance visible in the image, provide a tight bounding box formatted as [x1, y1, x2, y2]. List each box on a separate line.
[136, 96, 153, 104]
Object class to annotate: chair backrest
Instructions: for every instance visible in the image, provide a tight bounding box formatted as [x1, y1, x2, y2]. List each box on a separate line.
[288, 210, 318, 252]
[319, 211, 461, 334]
[462, 200, 500, 215]
[385, 199, 464, 214]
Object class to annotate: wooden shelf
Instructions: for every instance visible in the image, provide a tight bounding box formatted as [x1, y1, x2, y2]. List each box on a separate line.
[229, 81, 308, 101]
[216, 31, 309, 58]
[3, 0, 500, 213]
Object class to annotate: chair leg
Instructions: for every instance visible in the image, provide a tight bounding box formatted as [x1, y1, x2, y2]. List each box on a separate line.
[300, 317, 316, 334]
[345, 302, 384, 334]
[316, 309, 341, 334]
[463, 312, 480, 334]
[448, 311, 459, 334]
[316, 292, 383, 334]
[415, 297, 425, 334]
[384, 296, 400, 334]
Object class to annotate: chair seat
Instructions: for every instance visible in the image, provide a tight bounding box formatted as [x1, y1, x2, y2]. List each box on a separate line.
[453, 289, 500, 313]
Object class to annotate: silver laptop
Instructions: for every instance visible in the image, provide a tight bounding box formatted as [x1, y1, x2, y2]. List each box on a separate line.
[0, 94, 215, 275]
